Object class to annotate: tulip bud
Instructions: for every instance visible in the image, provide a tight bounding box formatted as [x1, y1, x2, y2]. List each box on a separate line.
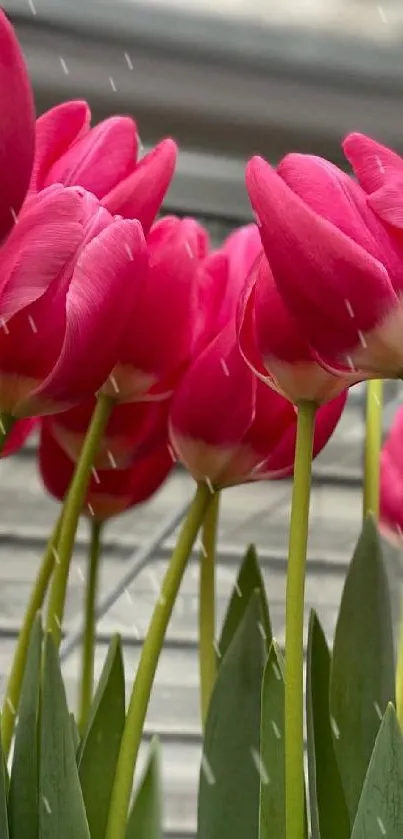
[39, 421, 173, 521]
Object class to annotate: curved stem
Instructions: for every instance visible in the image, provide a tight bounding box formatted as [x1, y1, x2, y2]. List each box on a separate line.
[199, 490, 219, 729]
[78, 519, 103, 734]
[105, 482, 211, 839]
[1, 512, 62, 757]
[285, 401, 316, 839]
[0, 413, 15, 456]
[46, 393, 113, 646]
[363, 379, 383, 520]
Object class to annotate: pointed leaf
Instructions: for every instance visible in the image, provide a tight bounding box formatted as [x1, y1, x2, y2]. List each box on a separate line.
[198, 592, 266, 839]
[351, 704, 403, 839]
[306, 611, 350, 839]
[70, 714, 80, 755]
[259, 640, 285, 839]
[0, 715, 9, 839]
[9, 614, 42, 839]
[126, 738, 162, 839]
[78, 635, 125, 839]
[39, 633, 90, 839]
[218, 544, 271, 662]
[330, 517, 395, 823]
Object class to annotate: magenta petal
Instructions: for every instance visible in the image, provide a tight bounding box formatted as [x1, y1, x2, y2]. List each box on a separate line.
[116, 216, 198, 393]
[34, 219, 147, 409]
[102, 138, 177, 234]
[343, 133, 403, 195]
[2, 417, 38, 457]
[0, 10, 35, 239]
[47, 116, 138, 198]
[170, 324, 255, 449]
[246, 156, 397, 359]
[31, 100, 91, 191]
[0, 186, 85, 322]
[368, 177, 403, 229]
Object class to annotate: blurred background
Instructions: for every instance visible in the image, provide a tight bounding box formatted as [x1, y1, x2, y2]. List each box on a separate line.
[3, 1, 403, 836]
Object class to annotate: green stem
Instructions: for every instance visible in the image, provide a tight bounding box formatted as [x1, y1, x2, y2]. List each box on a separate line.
[396, 592, 403, 729]
[199, 490, 219, 729]
[285, 401, 316, 839]
[0, 413, 15, 456]
[105, 482, 211, 839]
[46, 393, 113, 646]
[1, 512, 62, 758]
[363, 379, 383, 520]
[78, 519, 103, 734]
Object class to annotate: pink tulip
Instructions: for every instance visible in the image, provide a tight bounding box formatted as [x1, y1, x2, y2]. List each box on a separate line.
[169, 321, 346, 488]
[46, 397, 170, 469]
[31, 101, 177, 234]
[245, 153, 403, 389]
[238, 252, 358, 404]
[39, 421, 173, 520]
[1, 417, 38, 457]
[380, 406, 403, 539]
[101, 215, 208, 403]
[0, 185, 147, 417]
[0, 9, 35, 240]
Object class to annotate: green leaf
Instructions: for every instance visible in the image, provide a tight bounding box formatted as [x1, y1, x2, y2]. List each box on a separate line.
[218, 545, 271, 663]
[259, 640, 285, 839]
[78, 635, 125, 839]
[198, 592, 266, 839]
[351, 704, 403, 839]
[0, 715, 9, 839]
[306, 611, 350, 839]
[9, 614, 42, 839]
[39, 633, 90, 839]
[330, 517, 395, 823]
[70, 714, 80, 755]
[126, 738, 162, 839]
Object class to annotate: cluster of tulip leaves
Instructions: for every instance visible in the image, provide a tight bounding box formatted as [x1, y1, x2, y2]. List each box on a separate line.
[1, 518, 403, 838]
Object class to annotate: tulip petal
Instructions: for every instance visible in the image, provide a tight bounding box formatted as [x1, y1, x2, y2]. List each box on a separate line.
[30, 219, 147, 412]
[2, 417, 38, 457]
[47, 116, 138, 198]
[0, 10, 35, 238]
[367, 177, 403, 229]
[31, 100, 91, 191]
[0, 186, 85, 321]
[171, 324, 255, 446]
[343, 132, 403, 195]
[102, 138, 177, 234]
[111, 216, 198, 400]
[246, 156, 397, 361]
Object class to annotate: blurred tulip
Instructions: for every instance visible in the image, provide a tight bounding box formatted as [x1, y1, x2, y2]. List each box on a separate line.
[245, 153, 403, 389]
[238, 252, 357, 404]
[1, 418, 37, 457]
[39, 421, 173, 520]
[47, 397, 170, 469]
[169, 321, 346, 489]
[380, 406, 403, 539]
[31, 101, 177, 234]
[0, 9, 35, 241]
[101, 215, 208, 402]
[0, 186, 147, 417]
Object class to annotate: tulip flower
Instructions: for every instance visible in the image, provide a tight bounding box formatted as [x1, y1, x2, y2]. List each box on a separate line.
[380, 405, 403, 539]
[39, 420, 173, 520]
[1, 418, 37, 457]
[47, 396, 170, 469]
[0, 185, 147, 418]
[245, 153, 403, 391]
[238, 251, 358, 404]
[0, 9, 35, 241]
[101, 215, 208, 402]
[169, 321, 346, 489]
[31, 101, 177, 234]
